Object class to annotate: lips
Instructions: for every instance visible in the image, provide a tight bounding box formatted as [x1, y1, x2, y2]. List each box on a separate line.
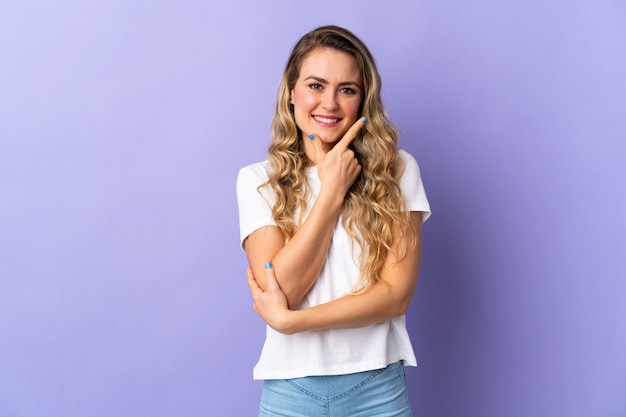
[313, 115, 342, 126]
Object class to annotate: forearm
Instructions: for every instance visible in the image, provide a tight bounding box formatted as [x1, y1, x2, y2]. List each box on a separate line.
[266, 212, 423, 334]
[246, 189, 343, 308]
[277, 281, 413, 334]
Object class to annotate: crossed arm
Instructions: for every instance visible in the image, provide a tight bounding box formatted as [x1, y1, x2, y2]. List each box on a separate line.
[244, 119, 364, 309]
[243, 117, 423, 334]
[246, 211, 423, 335]
[243, 189, 346, 310]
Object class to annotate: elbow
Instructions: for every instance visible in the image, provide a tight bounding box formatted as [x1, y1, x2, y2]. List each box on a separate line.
[375, 299, 409, 324]
[377, 296, 411, 321]
[394, 298, 411, 317]
[284, 290, 303, 311]
[369, 284, 414, 320]
[391, 292, 414, 317]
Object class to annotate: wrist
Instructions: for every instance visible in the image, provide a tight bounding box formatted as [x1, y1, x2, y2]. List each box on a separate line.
[272, 309, 301, 335]
[316, 187, 345, 212]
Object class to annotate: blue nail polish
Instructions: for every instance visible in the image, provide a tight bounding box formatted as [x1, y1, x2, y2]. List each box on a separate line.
[265, 261, 272, 269]
[308, 134, 314, 140]
[361, 117, 367, 123]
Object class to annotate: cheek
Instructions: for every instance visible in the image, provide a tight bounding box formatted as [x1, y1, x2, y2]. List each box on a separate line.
[343, 98, 361, 119]
[293, 91, 317, 110]
[292, 92, 314, 130]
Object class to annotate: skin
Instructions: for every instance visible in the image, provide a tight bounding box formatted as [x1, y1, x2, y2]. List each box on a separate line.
[244, 48, 364, 309]
[248, 213, 422, 335]
[291, 48, 363, 156]
[243, 47, 423, 334]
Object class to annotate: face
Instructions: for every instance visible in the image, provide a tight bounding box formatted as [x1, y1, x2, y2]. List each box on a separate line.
[290, 48, 363, 154]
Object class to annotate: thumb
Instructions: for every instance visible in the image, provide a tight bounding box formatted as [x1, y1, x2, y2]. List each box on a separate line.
[307, 133, 326, 164]
[264, 261, 281, 291]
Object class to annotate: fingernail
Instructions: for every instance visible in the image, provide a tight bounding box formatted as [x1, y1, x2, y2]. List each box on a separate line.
[265, 261, 272, 269]
[361, 117, 367, 123]
[308, 134, 314, 140]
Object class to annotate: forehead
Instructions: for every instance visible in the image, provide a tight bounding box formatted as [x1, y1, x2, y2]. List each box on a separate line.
[298, 48, 361, 83]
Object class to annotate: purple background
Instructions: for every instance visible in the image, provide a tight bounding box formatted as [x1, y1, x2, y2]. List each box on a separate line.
[1, 1, 625, 416]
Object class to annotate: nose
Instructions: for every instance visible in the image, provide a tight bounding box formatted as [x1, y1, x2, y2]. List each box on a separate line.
[321, 90, 339, 111]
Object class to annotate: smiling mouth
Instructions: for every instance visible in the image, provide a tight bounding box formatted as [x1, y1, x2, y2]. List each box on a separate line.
[313, 115, 341, 124]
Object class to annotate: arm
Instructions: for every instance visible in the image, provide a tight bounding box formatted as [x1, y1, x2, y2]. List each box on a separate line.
[248, 211, 423, 334]
[244, 189, 343, 309]
[244, 119, 366, 308]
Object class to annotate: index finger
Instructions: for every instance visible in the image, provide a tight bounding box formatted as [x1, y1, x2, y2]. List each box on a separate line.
[333, 117, 366, 151]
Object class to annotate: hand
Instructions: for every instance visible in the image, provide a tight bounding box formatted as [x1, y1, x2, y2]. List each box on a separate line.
[247, 263, 294, 334]
[309, 117, 365, 198]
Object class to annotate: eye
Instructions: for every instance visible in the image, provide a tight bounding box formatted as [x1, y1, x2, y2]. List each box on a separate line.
[340, 87, 357, 95]
[308, 83, 323, 91]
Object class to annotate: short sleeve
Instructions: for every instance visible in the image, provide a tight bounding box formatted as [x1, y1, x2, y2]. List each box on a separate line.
[236, 162, 277, 248]
[398, 149, 431, 223]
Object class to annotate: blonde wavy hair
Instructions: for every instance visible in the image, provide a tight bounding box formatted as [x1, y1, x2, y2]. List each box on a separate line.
[263, 25, 415, 290]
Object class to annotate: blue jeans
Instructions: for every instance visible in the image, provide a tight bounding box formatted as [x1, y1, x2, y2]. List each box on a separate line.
[259, 361, 412, 416]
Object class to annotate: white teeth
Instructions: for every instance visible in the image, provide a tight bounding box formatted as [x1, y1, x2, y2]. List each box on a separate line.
[314, 116, 339, 123]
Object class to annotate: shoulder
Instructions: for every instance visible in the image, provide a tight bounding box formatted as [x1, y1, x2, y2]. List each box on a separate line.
[397, 149, 421, 178]
[398, 148, 416, 163]
[397, 148, 431, 220]
[238, 160, 271, 177]
[237, 160, 272, 185]
[236, 160, 278, 211]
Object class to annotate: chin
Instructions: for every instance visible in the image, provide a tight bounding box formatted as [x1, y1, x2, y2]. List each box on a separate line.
[319, 135, 342, 144]
[321, 129, 349, 142]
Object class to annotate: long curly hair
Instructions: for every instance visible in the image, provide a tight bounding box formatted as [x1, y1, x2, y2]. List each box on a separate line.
[263, 25, 415, 290]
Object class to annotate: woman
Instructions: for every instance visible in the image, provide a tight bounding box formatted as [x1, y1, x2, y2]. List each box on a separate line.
[237, 25, 430, 416]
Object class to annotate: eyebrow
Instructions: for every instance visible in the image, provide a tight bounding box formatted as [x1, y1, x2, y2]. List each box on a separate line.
[304, 76, 361, 88]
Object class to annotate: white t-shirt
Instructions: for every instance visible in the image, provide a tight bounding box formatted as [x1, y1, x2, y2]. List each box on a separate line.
[236, 149, 431, 380]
